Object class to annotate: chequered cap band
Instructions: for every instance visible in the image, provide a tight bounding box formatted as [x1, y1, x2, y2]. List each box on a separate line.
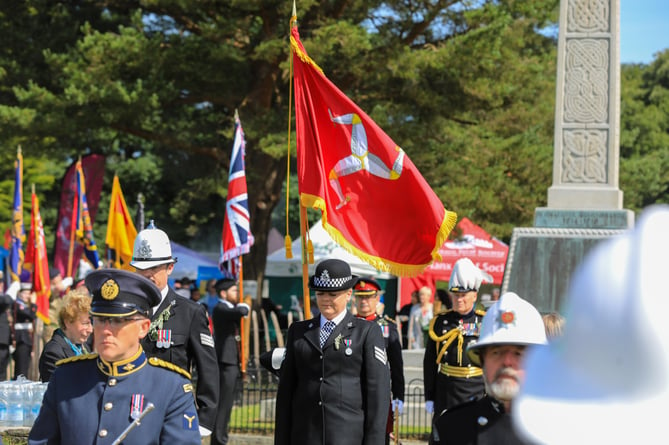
[314, 275, 352, 288]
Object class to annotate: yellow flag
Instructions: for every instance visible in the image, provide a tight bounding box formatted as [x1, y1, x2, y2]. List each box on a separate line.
[105, 175, 137, 270]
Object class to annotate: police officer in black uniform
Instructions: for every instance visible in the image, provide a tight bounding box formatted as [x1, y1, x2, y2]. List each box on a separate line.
[131, 223, 219, 437]
[432, 292, 547, 445]
[424, 258, 490, 422]
[354, 277, 404, 445]
[28, 269, 201, 445]
[274, 259, 391, 445]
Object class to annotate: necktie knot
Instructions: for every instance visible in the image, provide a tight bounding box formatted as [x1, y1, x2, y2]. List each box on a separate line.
[320, 321, 336, 348]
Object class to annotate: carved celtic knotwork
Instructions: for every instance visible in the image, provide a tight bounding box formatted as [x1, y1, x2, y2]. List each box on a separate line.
[564, 39, 609, 123]
[567, 0, 609, 33]
[562, 129, 607, 183]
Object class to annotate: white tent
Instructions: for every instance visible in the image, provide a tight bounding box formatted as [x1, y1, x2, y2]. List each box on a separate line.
[265, 219, 393, 278]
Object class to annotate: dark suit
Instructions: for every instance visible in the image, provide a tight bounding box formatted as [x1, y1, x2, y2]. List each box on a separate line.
[38, 328, 88, 382]
[140, 288, 219, 432]
[375, 315, 405, 403]
[211, 300, 249, 445]
[275, 311, 391, 445]
[0, 294, 14, 381]
[29, 350, 201, 445]
[12, 298, 36, 379]
[433, 395, 530, 445]
[424, 309, 486, 417]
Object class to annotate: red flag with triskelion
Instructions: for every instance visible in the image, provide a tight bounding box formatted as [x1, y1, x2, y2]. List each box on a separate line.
[291, 22, 457, 276]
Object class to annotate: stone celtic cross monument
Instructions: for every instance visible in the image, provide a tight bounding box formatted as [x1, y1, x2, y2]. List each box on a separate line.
[502, 0, 634, 312]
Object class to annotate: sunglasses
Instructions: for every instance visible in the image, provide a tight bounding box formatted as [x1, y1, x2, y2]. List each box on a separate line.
[92, 316, 145, 327]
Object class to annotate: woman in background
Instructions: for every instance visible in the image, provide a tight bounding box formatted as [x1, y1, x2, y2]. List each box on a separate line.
[38, 289, 92, 382]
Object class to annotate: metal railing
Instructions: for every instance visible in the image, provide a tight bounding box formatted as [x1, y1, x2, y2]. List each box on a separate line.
[228, 363, 431, 441]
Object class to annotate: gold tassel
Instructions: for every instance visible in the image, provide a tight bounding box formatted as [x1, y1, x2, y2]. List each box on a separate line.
[307, 239, 314, 264]
[285, 235, 293, 259]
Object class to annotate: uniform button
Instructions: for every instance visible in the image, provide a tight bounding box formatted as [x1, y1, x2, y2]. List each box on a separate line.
[104, 402, 113, 411]
[99, 429, 108, 438]
[319, 377, 323, 381]
[319, 355, 323, 359]
[108, 378, 117, 386]
[318, 401, 322, 406]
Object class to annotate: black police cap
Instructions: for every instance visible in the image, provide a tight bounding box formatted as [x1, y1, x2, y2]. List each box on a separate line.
[86, 269, 161, 318]
[309, 259, 358, 292]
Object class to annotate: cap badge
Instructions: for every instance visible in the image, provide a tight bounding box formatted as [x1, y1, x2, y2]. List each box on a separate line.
[101, 279, 120, 300]
[359, 281, 366, 288]
[138, 239, 152, 258]
[499, 310, 516, 326]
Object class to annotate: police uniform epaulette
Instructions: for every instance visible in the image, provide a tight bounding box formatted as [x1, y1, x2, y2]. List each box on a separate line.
[148, 356, 192, 380]
[383, 315, 396, 324]
[55, 353, 99, 367]
[475, 309, 486, 316]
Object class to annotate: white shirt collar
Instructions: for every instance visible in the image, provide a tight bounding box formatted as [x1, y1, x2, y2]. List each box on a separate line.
[152, 286, 170, 315]
[320, 310, 347, 328]
[218, 299, 233, 308]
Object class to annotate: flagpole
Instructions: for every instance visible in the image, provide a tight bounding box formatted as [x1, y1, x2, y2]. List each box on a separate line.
[299, 204, 311, 318]
[238, 259, 247, 376]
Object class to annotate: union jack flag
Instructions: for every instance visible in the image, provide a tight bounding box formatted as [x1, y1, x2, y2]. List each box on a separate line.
[220, 111, 254, 278]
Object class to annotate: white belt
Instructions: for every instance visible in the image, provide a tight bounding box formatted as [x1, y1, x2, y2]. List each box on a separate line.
[14, 323, 33, 330]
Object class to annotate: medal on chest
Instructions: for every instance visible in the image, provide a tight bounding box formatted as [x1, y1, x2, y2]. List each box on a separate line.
[156, 329, 172, 348]
[131, 394, 145, 420]
[344, 339, 353, 356]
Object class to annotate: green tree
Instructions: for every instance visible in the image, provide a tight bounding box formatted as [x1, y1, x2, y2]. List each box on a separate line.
[620, 50, 669, 210]
[3, 0, 621, 291]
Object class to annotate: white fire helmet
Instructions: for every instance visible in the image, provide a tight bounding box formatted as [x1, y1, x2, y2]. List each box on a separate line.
[130, 223, 176, 270]
[513, 205, 669, 445]
[467, 292, 546, 366]
[449, 257, 492, 293]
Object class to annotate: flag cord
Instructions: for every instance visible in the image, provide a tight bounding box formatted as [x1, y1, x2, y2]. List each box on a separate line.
[284, 14, 296, 260]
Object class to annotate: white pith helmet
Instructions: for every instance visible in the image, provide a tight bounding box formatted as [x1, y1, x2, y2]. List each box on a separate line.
[449, 257, 492, 292]
[467, 292, 546, 366]
[130, 221, 177, 270]
[512, 205, 669, 445]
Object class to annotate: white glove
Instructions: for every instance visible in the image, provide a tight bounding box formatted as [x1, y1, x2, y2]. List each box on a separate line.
[6, 281, 20, 300]
[237, 302, 250, 315]
[61, 277, 74, 288]
[425, 400, 434, 414]
[272, 347, 286, 371]
[198, 426, 212, 436]
[392, 399, 404, 415]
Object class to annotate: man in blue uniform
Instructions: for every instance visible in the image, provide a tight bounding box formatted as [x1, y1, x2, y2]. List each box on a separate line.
[28, 269, 201, 445]
[275, 259, 391, 445]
